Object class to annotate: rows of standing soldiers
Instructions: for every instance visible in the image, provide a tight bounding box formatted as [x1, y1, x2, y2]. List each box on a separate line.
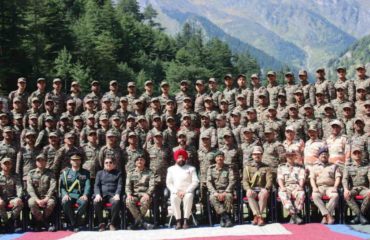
[0, 64, 369, 232]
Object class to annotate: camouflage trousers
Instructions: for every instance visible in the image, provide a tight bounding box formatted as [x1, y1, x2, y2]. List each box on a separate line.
[278, 185, 305, 214]
[28, 197, 56, 222]
[312, 186, 339, 216]
[0, 197, 24, 222]
[126, 193, 151, 221]
[346, 187, 370, 215]
[209, 192, 233, 215]
[246, 188, 269, 216]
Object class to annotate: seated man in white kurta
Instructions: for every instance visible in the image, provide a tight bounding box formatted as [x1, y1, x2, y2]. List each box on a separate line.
[166, 148, 199, 230]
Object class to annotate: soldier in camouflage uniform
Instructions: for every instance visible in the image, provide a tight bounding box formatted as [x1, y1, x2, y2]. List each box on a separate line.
[173, 131, 198, 169]
[82, 129, 100, 180]
[284, 72, 298, 105]
[334, 67, 355, 102]
[27, 154, 56, 231]
[0, 158, 23, 231]
[125, 155, 155, 230]
[84, 80, 102, 111]
[41, 132, 60, 170]
[8, 77, 29, 114]
[240, 127, 261, 167]
[250, 74, 267, 108]
[242, 146, 273, 226]
[208, 78, 222, 110]
[98, 130, 124, 173]
[219, 131, 242, 182]
[297, 70, 315, 105]
[310, 148, 341, 224]
[354, 64, 370, 97]
[124, 132, 147, 172]
[347, 118, 369, 163]
[262, 127, 285, 181]
[0, 127, 17, 168]
[266, 71, 283, 108]
[277, 150, 306, 224]
[16, 130, 39, 182]
[197, 132, 217, 206]
[207, 151, 235, 228]
[314, 68, 336, 102]
[59, 154, 91, 232]
[194, 80, 207, 114]
[28, 78, 46, 111]
[222, 74, 237, 111]
[343, 146, 370, 224]
[45, 78, 67, 115]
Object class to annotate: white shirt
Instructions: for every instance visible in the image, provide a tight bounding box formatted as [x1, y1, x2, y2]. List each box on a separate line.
[166, 164, 199, 194]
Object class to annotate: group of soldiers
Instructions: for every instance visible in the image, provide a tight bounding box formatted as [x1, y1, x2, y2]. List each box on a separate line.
[0, 63, 370, 232]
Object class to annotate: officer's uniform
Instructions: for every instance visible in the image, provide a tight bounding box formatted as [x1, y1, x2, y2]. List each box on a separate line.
[59, 159, 91, 228]
[310, 161, 341, 216]
[242, 162, 272, 217]
[27, 159, 56, 223]
[207, 163, 235, 215]
[277, 162, 306, 214]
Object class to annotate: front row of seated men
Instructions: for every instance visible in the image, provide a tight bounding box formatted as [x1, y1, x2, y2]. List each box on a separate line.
[0, 146, 369, 232]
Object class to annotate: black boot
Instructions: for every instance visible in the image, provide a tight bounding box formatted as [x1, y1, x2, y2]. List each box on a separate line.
[359, 214, 368, 225]
[350, 215, 360, 224]
[183, 218, 189, 229]
[175, 219, 182, 230]
[224, 214, 233, 228]
[220, 214, 225, 227]
[142, 221, 154, 230]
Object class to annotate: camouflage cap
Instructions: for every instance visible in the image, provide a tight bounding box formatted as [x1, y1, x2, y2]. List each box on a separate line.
[250, 73, 259, 79]
[84, 97, 94, 103]
[17, 77, 26, 83]
[0, 113, 7, 118]
[29, 113, 38, 119]
[294, 88, 303, 94]
[180, 79, 189, 84]
[31, 97, 40, 102]
[258, 91, 268, 98]
[224, 74, 233, 79]
[364, 100, 370, 106]
[214, 151, 224, 157]
[264, 127, 275, 133]
[87, 114, 95, 119]
[304, 103, 313, 109]
[151, 97, 160, 103]
[356, 64, 365, 70]
[237, 74, 246, 79]
[127, 115, 136, 120]
[220, 99, 228, 104]
[242, 126, 254, 133]
[2, 126, 12, 133]
[342, 102, 352, 109]
[134, 154, 145, 162]
[45, 116, 54, 121]
[236, 94, 245, 99]
[267, 71, 276, 76]
[351, 145, 363, 153]
[307, 123, 318, 131]
[200, 132, 211, 139]
[200, 112, 210, 119]
[45, 98, 54, 103]
[91, 80, 100, 85]
[298, 70, 307, 76]
[152, 114, 161, 120]
[13, 97, 21, 102]
[285, 125, 296, 132]
[166, 99, 174, 104]
[60, 113, 69, 120]
[324, 103, 334, 110]
[101, 97, 111, 102]
[65, 132, 75, 138]
[231, 110, 241, 117]
[160, 81, 169, 87]
[120, 96, 128, 102]
[315, 89, 325, 95]
[267, 106, 276, 111]
[285, 72, 294, 76]
[354, 117, 364, 124]
[204, 96, 213, 101]
[177, 130, 186, 137]
[109, 80, 118, 85]
[25, 130, 37, 137]
[127, 81, 136, 87]
[70, 154, 81, 161]
[166, 116, 175, 122]
[1, 157, 12, 164]
[288, 104, 298, 110]
[316, 67, 325, 73]
[136, 115, 147, 122]
[252, 146, 263, 154]
[145, 80, 153, 85]
[183, 96, 192, 102]
[335, 85, 345, 90]
[106, 130, 118, 137]
[87, 129, 97, 135]
[246, 107, 256, 113]
[99, 115, 109, 121]
[71, 81, 79, 86]
[36, 154, 46, 160]
[223, 131, 233, 137]
[153, 130, 163, 137]
[216, 114, 225, 120]
[66, 99, 75, 105]
[181, 114, 191, 120]
[48, 132, 59, 138]
[37, 78, 46, 82]
[336, 66, 346, 72]
[195, 79, 205, 85]
[278, 91, 286, 97]
[330, 120, 342, 127]
[128, 131, 137, 137]
[208, 78, 217, 83]
[356, 84, 366, 91]
[73, 116, 83, 121]
[53, 78, 62, 83]
[133, 98, 143, 104]
[111, 114, 120, 120]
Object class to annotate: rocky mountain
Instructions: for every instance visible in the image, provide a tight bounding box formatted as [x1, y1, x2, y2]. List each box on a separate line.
[138, 0, 370, 72]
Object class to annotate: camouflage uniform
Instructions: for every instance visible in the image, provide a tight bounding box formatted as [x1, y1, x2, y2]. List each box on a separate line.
[125, 167, 155, 221]
[277, 162, 306, 214]
[147, 145, 171, 188]
[198, 147, 217, 203]
[16, 145, 39, 181]
[82, 142, 100, 179]
[342, 162, 370, 215]
[27, 167, 56, 222]
[207, 164, 235, 214]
